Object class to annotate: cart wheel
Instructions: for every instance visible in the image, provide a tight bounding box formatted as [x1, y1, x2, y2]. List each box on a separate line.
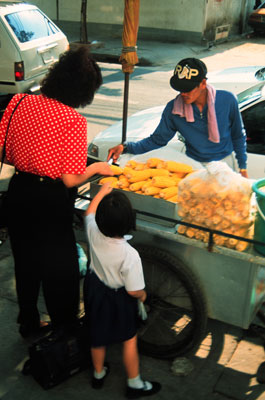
[136, 245, 208, 359]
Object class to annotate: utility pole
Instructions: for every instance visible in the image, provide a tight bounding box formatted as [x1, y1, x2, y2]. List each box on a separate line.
[80, 0, 88, 43]
[239, 0, 248, 34]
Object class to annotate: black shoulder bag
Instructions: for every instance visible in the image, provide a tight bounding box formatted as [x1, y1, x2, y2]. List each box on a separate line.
[0, 95, 27, 232]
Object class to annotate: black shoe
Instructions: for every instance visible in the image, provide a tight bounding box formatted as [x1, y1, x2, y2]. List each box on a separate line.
[19, 321, 51, 338]
[257, 361, 265, 384]
[126, 381, 161, 399]
[91, 362, 110, 389]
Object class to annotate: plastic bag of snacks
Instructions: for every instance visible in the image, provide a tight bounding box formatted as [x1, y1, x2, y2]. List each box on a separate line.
[177, 161, 254, 252]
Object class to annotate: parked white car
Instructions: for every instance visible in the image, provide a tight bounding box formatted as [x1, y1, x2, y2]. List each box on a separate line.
[87, 82, 265, 180]
[0, 1, 68, 108]
[208, 66, 265, 94]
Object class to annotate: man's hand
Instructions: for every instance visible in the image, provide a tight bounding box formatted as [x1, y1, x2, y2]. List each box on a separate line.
[108, 144, 124, 163]
[240, 169, 248, 178]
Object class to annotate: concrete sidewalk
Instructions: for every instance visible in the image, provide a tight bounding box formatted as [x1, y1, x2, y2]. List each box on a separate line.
[1, 32, 265, 399]
[1, 233, 265, 400]
[69, 31, 265, 72]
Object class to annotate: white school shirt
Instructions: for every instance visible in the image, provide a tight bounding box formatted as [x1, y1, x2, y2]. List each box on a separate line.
[84, 214, 145, 291]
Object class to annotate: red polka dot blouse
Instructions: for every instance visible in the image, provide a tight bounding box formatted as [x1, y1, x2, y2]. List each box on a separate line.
[0, 94, 88, 179]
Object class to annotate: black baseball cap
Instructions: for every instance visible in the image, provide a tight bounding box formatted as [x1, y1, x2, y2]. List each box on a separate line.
[170, 58, 207, 93]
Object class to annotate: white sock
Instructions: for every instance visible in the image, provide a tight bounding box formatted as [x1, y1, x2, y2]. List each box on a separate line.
[128, 375, 152, 390]
[94, 366, 107, 379]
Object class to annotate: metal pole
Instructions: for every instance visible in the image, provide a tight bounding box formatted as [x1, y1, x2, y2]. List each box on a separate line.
[56, 0, 59, 20]
[122, 72, 130, 143]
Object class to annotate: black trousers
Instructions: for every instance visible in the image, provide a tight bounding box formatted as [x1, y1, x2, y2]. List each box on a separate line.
[7, 171, 80, 330]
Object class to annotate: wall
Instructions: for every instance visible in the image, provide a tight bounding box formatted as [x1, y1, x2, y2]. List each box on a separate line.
[31, 0, 254, 45]
[204, 0, 255, 42]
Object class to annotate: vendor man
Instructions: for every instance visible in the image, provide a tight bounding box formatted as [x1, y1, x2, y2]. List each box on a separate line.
[108, 58, 248, 178]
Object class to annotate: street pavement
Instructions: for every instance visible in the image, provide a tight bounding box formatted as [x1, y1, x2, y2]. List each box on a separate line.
[1, 32, 265, 399]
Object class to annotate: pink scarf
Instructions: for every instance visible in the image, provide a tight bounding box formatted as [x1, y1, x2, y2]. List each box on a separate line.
[172, 83, 220, 143]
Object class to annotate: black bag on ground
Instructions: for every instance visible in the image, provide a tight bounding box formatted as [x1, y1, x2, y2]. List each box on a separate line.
[22, 321, 91, 389]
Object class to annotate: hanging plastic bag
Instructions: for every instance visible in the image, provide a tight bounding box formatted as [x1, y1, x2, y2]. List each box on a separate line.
[177, 161, 255, 252]
[76, 243, 88, 278]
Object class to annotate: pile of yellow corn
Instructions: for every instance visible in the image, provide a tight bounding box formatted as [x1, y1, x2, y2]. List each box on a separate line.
[177, 171, 254, 252]
[98, 158, 194, 203]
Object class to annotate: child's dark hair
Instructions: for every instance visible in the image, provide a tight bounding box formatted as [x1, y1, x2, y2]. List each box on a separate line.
[96, 191, 136, 238]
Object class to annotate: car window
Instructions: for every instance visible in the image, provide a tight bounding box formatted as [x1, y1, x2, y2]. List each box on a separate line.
[5, 9, 59, 43]
[241, 101, 265, 155]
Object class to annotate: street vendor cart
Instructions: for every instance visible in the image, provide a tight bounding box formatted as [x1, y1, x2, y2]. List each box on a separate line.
[75, 166, 265, 360]
[74, 0, 265, 360]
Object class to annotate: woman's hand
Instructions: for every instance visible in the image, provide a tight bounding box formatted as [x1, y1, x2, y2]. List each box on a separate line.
[94, 161, 114, 176]
[62, 162, 113, 188]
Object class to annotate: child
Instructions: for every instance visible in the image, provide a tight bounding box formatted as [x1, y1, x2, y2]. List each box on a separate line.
[83, 183, 161, 398]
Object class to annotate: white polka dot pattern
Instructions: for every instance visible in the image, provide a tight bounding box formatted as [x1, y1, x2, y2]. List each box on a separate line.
[0, 94, 88, 179]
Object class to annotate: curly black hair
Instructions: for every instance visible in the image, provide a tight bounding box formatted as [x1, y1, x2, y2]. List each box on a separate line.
[40, 45, 102, 108]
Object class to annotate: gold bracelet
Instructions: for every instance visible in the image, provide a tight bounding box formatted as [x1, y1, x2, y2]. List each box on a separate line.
[240, 169, 247, 171]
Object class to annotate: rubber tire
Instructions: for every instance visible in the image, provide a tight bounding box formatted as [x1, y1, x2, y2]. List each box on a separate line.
[135, 245, 208, 359]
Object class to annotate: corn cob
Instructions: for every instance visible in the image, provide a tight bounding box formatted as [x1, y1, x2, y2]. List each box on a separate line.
[235, 240, 248, 252]
[195, 230, 204, 240]
[99, 177, 118, 184]
[220, 219, 231, 230]
[157, 161, 166, 169]
[186, 228, 196, 238]
[123, 167, 134, 176]
[169, 174, 183, 184]
[117, 178, 130, 189]
[151, 176, 176, 188]
[117, 174, 126, 181]
[148, 168, 170, 177]
[144, 186, 161, 196]
[212, 214, 222, 225]
[177, 225, 186, 234]
[146, 158, 163, 168]
[213, 235, 226, 246]
[167, 194, 179, 203]
[159, 186, 179, 200]
[164, 161, 193, 174]
[129, 181, 148, 192]
[141, 179, 153, 191]
[134, 162, 147, 171]
[111, 181, 119, 188]
[110, 165, 123, 175]
[126, 160, 138, 168]
[126, 170, 152, 182]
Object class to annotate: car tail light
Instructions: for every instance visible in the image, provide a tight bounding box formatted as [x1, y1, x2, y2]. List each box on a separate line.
[14, 62, 24, 81]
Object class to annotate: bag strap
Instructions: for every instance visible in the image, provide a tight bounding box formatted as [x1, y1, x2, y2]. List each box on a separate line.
[0, 94, 27, 174]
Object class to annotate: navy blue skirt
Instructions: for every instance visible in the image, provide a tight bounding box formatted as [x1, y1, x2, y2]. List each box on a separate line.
[83, 270, 138, 347]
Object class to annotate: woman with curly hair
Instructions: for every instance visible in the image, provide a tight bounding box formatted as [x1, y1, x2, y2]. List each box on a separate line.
[0, 46, 112, 338]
